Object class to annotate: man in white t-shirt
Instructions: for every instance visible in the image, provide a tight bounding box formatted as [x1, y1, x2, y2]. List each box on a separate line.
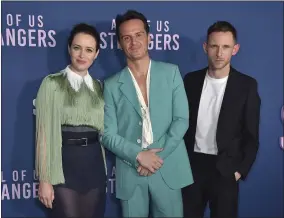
[182, 21, 261, 218]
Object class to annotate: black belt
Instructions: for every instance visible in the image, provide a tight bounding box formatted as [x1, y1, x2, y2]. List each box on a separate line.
[62, 137, 99, 146]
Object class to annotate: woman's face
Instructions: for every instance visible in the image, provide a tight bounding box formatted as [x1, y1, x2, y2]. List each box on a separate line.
[68, 32, 99, 75]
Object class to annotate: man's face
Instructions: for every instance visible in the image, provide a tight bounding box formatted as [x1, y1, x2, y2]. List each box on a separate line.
[118, 19, 150, 61]
[203, 31, 239, 70]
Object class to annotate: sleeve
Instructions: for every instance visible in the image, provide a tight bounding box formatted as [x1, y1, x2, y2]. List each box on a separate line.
[35, 76, 57, 183]
[102, 83, 142, 168]
[237, 79, 261, 179]
[98, 80, 104, 143]
[148, 66, 190, 160]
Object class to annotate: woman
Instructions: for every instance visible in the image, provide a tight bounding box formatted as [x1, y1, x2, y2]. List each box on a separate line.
[35, 23, 106, 218]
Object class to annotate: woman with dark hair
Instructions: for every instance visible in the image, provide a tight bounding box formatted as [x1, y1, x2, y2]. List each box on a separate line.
[35, 23, 106, 218]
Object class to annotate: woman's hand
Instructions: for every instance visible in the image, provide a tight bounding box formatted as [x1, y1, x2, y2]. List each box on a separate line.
[38, 181, 54, 209]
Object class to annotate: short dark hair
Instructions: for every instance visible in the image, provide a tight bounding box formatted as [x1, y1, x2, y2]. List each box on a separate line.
[68, 23, 100, 51]
[115, 10, 149, 41]
[207, 21, 237, 43]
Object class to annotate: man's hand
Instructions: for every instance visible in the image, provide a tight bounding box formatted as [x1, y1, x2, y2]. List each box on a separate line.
[234, 172, 241, 181]
[137, 165, 153, 176]
[136, 148, 163, 173]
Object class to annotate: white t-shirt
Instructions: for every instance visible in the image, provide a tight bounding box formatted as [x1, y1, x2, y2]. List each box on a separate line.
[194, 72, 228, 155]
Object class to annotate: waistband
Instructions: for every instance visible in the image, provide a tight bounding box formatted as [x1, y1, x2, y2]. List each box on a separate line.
[61, 125, 99, 147]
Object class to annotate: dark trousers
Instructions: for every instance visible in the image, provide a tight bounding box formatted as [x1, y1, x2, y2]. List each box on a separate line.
[182, 152, 239, 218]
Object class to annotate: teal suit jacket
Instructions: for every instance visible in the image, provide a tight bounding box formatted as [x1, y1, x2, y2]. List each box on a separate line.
[102, 60, 193, 200]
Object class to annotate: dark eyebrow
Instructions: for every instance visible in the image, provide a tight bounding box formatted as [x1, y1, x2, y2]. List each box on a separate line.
[73, 44, 95, 50]
[121, 31, 145, 38]
[208, 43, 232, 47]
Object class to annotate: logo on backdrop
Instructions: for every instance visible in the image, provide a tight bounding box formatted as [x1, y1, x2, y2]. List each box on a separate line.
[1, 14, 56, 47]
[100, 19, 179, 51]
[1, 15, 179, 51]
[1, 170, 39, 200]
[1, 167, 116, 201]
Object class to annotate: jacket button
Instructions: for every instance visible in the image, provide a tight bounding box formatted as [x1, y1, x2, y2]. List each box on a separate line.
[139, 121, 142, 126]
[137, 139, 141, 143]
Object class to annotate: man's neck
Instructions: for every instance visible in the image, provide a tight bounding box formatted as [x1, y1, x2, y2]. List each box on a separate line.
[127, 56, 150, 77]
[208, 64, 230, 79]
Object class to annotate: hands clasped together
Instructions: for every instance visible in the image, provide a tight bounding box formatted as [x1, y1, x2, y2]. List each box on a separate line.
[136, 148, 163, 176]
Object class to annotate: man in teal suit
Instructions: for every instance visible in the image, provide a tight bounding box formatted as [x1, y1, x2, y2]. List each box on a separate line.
[102, 10, 193, 217]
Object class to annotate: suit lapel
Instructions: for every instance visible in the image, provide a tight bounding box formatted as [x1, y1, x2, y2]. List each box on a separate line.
[216, 68, 238, 143]
[118, 67, 142, 118]
[191, 69, 207, 125]
[148, 60, 159, 139]
[149, 60, 157, 118]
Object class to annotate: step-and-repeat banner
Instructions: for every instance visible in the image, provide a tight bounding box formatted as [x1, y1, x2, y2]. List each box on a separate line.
[1, 2, 283, 218]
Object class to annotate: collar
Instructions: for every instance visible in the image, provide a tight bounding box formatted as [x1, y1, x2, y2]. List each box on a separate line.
[127, 60, 152, 79]
[63, 65, 94, 92]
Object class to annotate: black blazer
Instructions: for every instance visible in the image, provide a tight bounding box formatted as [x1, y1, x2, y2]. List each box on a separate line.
[183, 67, 261, 180]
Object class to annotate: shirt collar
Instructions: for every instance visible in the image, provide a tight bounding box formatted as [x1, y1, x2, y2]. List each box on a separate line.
[128, 60, 151, 78]
[63, 65, 94, 92]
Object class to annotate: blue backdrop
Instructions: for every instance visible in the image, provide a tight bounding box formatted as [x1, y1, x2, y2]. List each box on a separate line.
[1, 2, 283, 218]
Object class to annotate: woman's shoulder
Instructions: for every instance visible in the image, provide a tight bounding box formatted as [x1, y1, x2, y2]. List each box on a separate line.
[44, 71, 65, 82]
[40, 71, 65, 87]
[37, 72, 67, 97]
